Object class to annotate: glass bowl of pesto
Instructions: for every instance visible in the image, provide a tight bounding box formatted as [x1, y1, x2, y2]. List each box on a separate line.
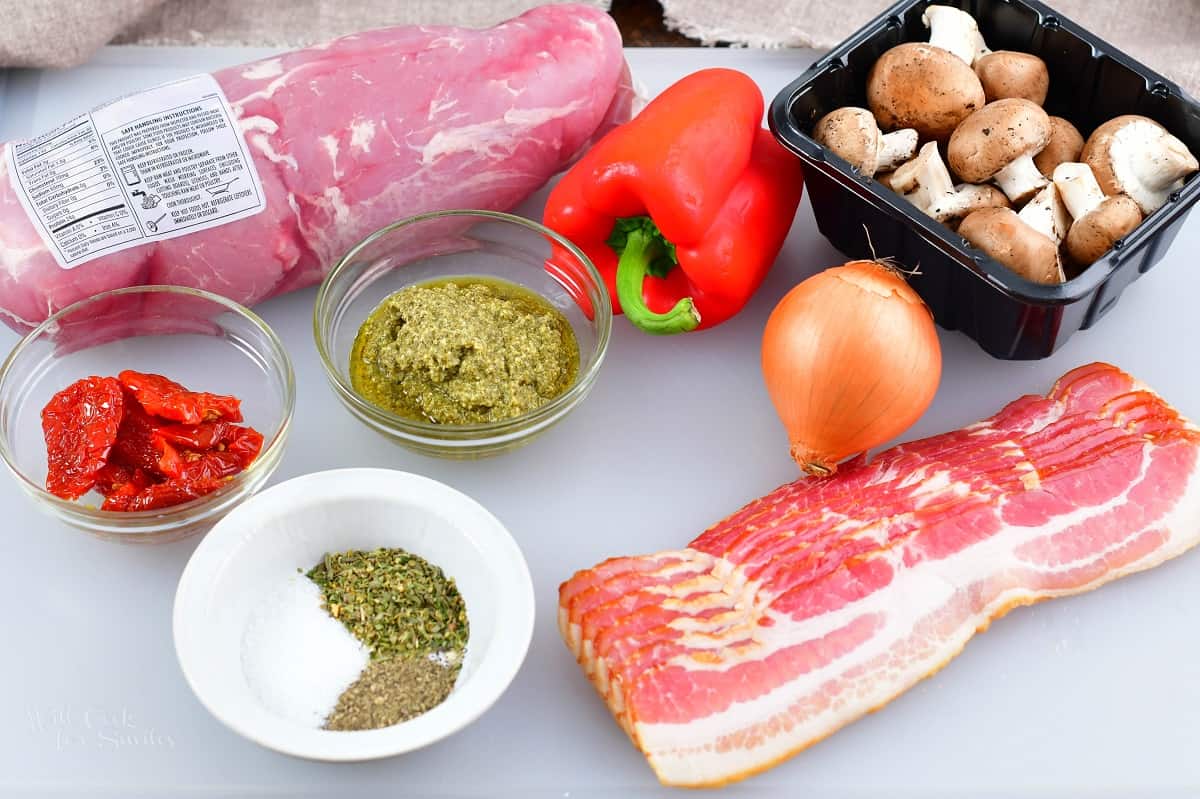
[314, 210, 611, 457]
[0, 285, 295, 543]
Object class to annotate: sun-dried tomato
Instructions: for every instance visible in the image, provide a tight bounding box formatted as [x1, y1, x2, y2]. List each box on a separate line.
[99, 484, 141, 511]
[118, 370, 243, 424]
[110, 399, 173, 475]
[155, 420, 240, 450]
[96, 463, 160, 511]
[45, 369, 259, 512]
[155, 435, 185, 478]
[107, 477, 226, 512]
[93, 462, 155, 497]
[227, 426, 265, 468]
[152, 423, 265, 483]
[42, 376, 125, 500]
[178, 451, 243, 482]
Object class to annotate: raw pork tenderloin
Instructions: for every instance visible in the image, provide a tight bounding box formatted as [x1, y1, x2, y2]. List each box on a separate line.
[0, 4, 631, 330]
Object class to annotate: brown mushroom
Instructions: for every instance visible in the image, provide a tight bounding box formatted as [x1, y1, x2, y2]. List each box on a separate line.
[922, 5, 990, 65]
[959, 206, 1064, 284]
[890, 142, 1010, 225]
[939, 184, 1010, 229]
[867, 43, 986, 141]
[1053, 162, 1143, 266]
[889, 142, 953, 209]
[1081, 114, 1199, 214]
[948, 98, 1052, 203]
[973, 51, 1049, 104]
[1033, 116, 1084, 178]
[813, 107, 919, 176]
[1016, 183, 1071, 245]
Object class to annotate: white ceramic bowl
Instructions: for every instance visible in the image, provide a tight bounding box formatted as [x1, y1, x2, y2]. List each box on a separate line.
[173, 468, 534, 761]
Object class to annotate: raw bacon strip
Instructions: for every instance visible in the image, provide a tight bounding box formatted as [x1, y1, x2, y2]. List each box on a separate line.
[559, 363, 1200, 787]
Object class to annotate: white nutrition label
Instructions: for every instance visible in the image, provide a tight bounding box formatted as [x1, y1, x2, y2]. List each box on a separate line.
[5, 74, 265, 269]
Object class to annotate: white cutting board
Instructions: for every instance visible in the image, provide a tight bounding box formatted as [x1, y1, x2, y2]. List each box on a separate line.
[0, 46, 1197, 799]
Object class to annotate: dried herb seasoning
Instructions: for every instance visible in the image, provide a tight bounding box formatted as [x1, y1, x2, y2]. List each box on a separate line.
[307, 547, 469, 660]
[323, 654, 461, 731]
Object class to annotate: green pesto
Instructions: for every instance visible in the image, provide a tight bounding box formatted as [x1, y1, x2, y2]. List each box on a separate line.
[349, 277, 579, 424]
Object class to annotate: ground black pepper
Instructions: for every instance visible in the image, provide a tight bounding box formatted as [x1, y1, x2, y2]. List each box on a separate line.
[323, 654, 462, 731]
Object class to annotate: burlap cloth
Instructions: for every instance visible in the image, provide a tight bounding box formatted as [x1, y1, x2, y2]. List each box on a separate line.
[0, 1, 1197, 97]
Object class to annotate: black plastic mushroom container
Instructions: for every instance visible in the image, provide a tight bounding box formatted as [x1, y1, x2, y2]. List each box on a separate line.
[769, 0, 1200, 359]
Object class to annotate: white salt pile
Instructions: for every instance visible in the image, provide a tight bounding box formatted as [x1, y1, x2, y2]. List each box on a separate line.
[241, 572, 369, 727]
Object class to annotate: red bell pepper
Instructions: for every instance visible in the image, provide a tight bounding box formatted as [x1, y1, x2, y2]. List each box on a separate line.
[543, 68, 804, 334]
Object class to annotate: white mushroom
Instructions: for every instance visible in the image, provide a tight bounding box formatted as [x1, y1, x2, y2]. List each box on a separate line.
[813, 107, 919, 176]
[922, 6, 990, 65]
[948, 98, 1052, 203]
[1052, 162, 1143, 266]
[890, 142, 1009, 224]
[1016, 182, 1071, 245]
[867, 43, 986, 141]
[1081, 115, 1199, 215]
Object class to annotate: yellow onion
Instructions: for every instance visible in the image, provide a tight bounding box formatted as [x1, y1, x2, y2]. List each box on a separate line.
[761, 260, 942, 476]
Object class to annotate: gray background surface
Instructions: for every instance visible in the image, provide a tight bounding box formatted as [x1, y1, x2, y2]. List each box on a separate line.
[0, 47, 1197, 798]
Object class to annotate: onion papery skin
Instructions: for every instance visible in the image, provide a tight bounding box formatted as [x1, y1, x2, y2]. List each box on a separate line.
[761, 260, 942, 476]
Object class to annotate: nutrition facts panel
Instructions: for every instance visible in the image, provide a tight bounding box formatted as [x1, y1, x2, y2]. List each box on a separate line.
[9, 117, 142, 263]
[4, 73, 265, 269]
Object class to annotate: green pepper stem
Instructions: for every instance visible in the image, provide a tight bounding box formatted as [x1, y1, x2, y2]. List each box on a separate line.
[614, 228, 701, 335]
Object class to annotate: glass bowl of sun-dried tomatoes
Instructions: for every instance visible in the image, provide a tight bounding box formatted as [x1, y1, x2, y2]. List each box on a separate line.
[0, 285, 295, 543]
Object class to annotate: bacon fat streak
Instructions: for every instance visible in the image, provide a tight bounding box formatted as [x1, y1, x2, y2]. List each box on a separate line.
[559, 363, 1200, 787]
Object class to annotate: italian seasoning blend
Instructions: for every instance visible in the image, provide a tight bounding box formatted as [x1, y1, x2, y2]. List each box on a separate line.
[324, 652, 461, 731]
[308, 547, 469, 731]
[349, 277, 580, 425]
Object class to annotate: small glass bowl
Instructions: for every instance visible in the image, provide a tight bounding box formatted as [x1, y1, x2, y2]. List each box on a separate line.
[0, 285, 295, 544]
[314, 210, 611, 458]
